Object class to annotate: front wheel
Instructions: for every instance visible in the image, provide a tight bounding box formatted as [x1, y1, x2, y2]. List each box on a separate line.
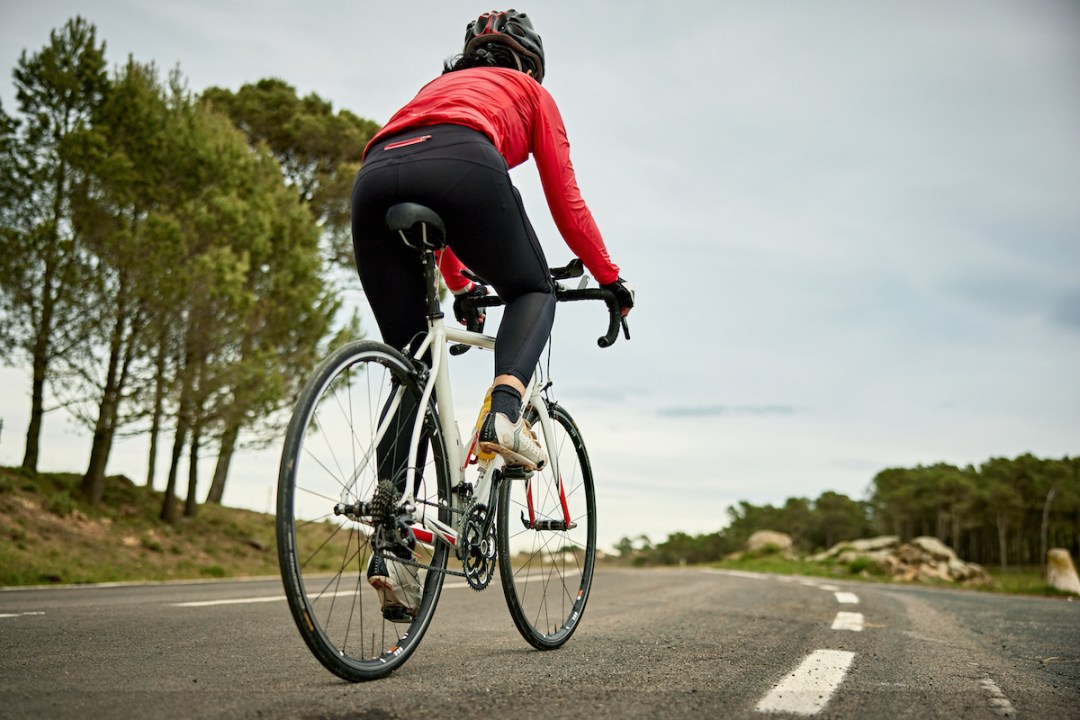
[276, 341, 451, 681]
[497, 402, 596, 650]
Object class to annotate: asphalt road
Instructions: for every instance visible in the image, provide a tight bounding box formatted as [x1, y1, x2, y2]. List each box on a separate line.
[1, 568, 1077, 719]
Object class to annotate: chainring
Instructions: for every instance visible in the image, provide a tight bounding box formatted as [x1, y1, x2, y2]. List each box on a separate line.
[461, 503, 497, 590]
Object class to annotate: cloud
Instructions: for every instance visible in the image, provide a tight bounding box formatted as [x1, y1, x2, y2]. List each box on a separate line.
[656, 404, 796, 419]
[1054, 291, 1080, 330]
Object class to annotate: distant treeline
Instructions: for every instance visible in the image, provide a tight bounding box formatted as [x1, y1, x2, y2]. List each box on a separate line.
[617, 453, 1079, 569]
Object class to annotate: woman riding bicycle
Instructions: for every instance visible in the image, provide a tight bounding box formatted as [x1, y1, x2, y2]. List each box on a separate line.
[351, 9, 633, 618]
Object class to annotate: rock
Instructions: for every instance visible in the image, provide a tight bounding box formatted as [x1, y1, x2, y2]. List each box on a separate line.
[244, 537, 268, 551]
[964, 562, 992, 586]
[1046, 548, 1080, 595]
[862, 549, 895, 568]
[917, 563, 951, 582]
[912, 536, 958, 563]
[895, 567, 918, 582]
[847, 536, 901, 553]
[895, 544, 930, 565]
[806, 535, 989, 587]
[946, 558, 971, 580]
[745, 530, 793, 554]
[808, 535, 899, 562]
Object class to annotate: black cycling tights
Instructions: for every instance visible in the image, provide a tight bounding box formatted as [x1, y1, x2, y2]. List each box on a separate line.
[352, 124, 556, 388]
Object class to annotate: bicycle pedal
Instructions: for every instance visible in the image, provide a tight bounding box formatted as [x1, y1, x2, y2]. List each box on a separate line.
[500, 466, 533, 481]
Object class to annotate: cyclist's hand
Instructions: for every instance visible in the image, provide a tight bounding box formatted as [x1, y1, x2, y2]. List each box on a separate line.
[602, 277, 635, 317]
[453, 282, 488, 330]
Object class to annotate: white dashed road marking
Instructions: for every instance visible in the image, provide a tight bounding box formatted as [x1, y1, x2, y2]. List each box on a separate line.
[831, 611, 864, 631]
[979, 677, 1016, 717]
[0, 611, 46, 619]
[756, 649, 856, 716]
[703, 571, 866, 715]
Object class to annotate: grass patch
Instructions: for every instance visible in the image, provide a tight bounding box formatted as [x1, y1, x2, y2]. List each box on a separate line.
[0, 466, 279, 586]
[710, 553, 865, 581]
[977, 566, 1078, 598]
[699, 553, 1076, 597]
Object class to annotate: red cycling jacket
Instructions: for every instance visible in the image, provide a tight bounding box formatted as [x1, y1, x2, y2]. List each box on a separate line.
[365, 67, 619, 291]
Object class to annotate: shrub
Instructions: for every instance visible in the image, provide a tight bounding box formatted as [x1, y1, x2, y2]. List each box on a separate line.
[200, 565, 226, 578]
[848, 556, 887, 576]
[44, 491, 78, 517]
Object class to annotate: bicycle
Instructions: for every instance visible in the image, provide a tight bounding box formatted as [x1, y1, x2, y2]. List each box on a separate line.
[276, 202, 629, 681]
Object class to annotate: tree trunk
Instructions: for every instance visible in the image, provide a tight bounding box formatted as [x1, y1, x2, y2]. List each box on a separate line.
[996, 514, 1009, 572]
[81, 282, 142, 504]
[21, 325, 50, 472]
[22, 266, 57, 472]
[184, 424, 200, 518]
[160, 416, 188, 524]
[1040, 483, 1060, 573]
[81, 391, 117, 504]
[22, 165, 67, 472]
[145, 332, 168, 489]
[205, 421, 239, 505]
[81, 301, 126, 503]
[936, 511, 948, 542]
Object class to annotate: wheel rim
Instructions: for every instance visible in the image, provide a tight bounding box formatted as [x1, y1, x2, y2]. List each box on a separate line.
[277, 343, 449, 680]
[499, 404, 595, 648]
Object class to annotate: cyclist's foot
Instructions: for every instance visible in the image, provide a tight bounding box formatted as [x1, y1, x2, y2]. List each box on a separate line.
[478, 411, 548, 471]
[367, 550, 421, 623]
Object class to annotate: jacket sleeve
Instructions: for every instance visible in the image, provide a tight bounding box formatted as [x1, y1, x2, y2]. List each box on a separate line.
[435, 247, 473, 293]
[531, 90, 620, 285]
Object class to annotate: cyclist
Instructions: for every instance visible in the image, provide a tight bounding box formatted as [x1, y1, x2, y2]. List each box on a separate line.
[351, 9, 633, 620]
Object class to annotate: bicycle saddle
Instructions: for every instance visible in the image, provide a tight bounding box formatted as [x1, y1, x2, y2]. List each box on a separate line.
[385, 203, 446, 249]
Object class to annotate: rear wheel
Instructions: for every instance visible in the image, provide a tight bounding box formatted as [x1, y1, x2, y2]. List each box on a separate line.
[497, 402, 596, 650]
[276, 341, 450, 681]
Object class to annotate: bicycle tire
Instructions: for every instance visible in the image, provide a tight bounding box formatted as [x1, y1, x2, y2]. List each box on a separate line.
[497, 401, 596, 650]
[277, 340, 451, 681]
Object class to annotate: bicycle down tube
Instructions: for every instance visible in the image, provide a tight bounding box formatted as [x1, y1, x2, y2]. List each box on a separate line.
[401, 317, 560, 553]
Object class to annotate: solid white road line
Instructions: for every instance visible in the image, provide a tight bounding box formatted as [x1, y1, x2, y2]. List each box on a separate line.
[834, 591, 860, 604]
[170, 581, 471, 607]
[831, 611, 864, 631]
[173, 595, 287, 607]
[756, 649, 856, 716]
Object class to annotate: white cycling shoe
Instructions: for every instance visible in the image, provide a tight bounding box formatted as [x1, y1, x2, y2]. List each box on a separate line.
[367, 552, 421, 624]
[478, 411, 548, 471]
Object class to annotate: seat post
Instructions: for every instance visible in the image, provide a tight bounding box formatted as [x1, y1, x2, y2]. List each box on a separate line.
[384, 203, 448, 322]
[419, 244, 444, 320]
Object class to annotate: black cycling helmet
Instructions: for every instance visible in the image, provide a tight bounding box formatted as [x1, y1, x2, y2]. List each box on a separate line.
[463, 9, 545, 83]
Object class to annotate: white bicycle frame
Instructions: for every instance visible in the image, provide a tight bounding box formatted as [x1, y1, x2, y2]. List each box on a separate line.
[384, 257, 566, 552]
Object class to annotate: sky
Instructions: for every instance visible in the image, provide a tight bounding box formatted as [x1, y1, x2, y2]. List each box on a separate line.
[1, 1, 1079, 552]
